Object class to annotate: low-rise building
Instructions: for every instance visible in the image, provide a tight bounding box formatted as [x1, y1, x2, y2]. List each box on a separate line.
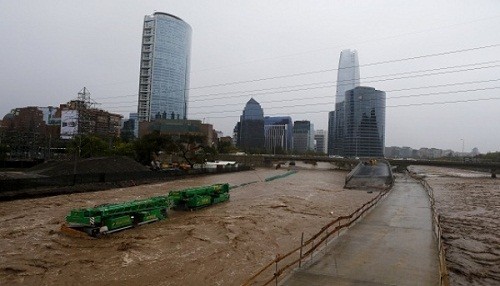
[139, 119, 217, 147]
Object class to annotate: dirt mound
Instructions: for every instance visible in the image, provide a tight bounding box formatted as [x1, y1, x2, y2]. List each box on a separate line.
[28, 156, 150, 176]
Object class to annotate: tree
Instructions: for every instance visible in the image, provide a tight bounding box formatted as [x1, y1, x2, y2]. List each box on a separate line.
[217, 140, 239, 154]
[133, 131, 172, 165]
[112, 141, 135, 157]
[476, 152, 500, 162]
[0, 143, 9, 160]
[175, 134, 207, 168]
[67, 135, 109, 158]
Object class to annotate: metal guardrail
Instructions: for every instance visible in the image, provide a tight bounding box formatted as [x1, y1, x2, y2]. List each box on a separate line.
[242, 188, 390, 286]
[410, 173, 450, 286]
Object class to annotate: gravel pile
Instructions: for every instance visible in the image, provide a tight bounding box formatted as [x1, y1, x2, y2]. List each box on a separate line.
[27, 156, 150, 176]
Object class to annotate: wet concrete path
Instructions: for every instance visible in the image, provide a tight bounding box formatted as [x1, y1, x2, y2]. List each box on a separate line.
[283, 174, 440, 286]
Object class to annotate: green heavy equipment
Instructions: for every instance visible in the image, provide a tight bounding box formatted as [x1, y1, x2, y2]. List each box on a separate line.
[64, 196, 170, 237]
[167, 183, 230, 210]
[62, 183, 230, 237]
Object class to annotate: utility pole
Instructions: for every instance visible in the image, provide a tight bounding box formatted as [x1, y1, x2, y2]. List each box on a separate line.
[72, 87, 92, 182]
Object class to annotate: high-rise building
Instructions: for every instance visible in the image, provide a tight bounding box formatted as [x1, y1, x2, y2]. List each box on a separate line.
[328, 49, 360, 156]
[293, 120, 314, 153]
[236, 98, 265, 152]
[343, 86, 386, 157]
[264, 116, 293, 153]
[137, 12, 192, 125]
[335, 49, 360, 104]
[327, 111, 335, 155]
[314, 129, 327, 154]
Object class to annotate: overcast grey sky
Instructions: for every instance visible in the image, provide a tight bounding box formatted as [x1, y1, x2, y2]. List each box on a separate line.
[1, 0, 499, 152]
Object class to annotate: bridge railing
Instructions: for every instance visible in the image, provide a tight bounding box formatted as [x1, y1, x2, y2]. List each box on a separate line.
[410, 172, 450, 286]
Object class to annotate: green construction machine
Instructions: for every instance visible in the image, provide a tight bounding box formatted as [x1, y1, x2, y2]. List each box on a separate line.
[62, 183, 230, 237]
[167, 183, 230, 210]
[64, 196, 170, 237]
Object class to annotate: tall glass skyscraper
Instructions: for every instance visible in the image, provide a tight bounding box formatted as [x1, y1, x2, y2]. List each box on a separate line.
[344, 87, 386, 157]
[328, 49, 360, 156]
[137, 12, 192, 124]
[335, 49, 360, 104]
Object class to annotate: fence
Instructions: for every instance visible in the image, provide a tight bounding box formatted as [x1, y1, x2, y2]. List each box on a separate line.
[242, 188, 390, 286]
[411, 173, 450, 286]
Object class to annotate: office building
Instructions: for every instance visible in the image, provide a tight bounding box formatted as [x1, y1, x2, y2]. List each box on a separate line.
[343, 86, 386, 157]
[327, 111, 335, 155]
[60, 100, 123, 139]
[236, 98, 265, 152]
[335, 49, 360, 104]
[137, 12, 192, 124]
[328, 49, 360, 156]
[293, 120, 314, 153]
[138, 119, 217, 147]
[314, 129, 327, 154]
[264, 116, 293, 152]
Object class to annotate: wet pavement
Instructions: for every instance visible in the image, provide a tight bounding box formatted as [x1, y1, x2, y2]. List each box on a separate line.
[283, 174, 440, 286]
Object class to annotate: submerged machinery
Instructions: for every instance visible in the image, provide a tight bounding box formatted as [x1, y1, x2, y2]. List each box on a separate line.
[63, 183, 229, 237]
[167, 183, 229, 210]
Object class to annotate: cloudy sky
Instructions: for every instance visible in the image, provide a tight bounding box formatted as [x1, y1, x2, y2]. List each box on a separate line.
[1, 0, 499, 152]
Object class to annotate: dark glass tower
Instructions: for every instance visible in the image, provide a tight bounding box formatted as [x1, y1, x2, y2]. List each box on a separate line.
[293, 120, 314, 153]
[343, 86, 386, 157]
[237, 98, 265, 152]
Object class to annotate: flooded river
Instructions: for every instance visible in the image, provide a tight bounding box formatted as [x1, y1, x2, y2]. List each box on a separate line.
[0, 167, 378, 285]
[409, 166, 500, 286]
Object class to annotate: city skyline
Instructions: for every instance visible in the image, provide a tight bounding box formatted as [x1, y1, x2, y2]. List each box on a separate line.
[1, 1, 499, 152]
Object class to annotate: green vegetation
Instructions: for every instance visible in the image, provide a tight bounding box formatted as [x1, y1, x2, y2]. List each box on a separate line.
[0, 143, 9, 160]
[217, 140, 238, 154]
[66, 135, 135, 159]
[476, 152, 500, 162]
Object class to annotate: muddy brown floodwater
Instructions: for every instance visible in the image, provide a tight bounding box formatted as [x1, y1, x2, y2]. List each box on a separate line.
[0, 167, 378, 285]
[409, 166, 500, 286]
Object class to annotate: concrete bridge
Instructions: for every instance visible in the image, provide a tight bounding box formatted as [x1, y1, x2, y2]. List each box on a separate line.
[217, 154, 499, 178]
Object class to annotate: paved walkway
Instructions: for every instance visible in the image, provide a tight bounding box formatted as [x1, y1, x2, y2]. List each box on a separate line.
[283, 175, 440, 286]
